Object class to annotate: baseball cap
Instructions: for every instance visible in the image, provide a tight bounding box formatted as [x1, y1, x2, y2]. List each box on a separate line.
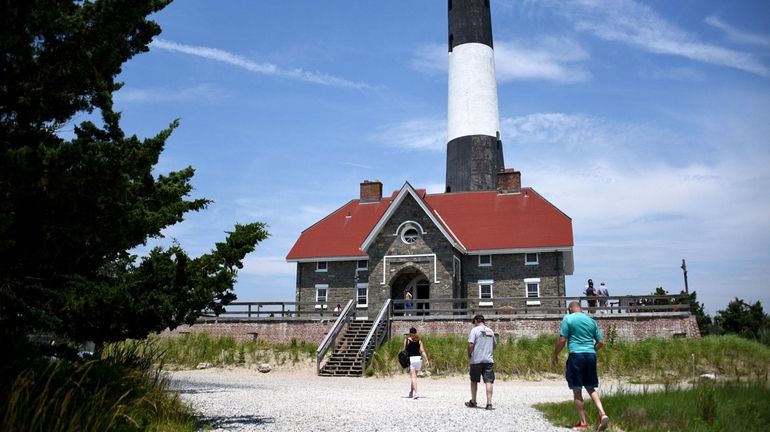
[472, 314, 485, 323]
[409, 327, 417, 334]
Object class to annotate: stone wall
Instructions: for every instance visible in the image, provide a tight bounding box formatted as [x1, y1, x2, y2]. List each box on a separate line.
[162, 314, 700, 345]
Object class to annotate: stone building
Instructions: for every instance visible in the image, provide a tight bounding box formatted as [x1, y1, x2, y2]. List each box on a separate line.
[286, 176, 574, 318]
[286, 0, 574, 318]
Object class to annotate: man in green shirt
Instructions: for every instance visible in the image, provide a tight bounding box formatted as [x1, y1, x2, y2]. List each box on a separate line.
[551, 301, 610, 431]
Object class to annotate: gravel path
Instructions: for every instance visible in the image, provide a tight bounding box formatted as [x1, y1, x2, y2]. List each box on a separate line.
[168, 368, 581, 432]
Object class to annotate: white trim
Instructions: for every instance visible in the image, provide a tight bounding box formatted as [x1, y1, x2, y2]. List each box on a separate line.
[356, 282, 369, 308]
[466, 247, 573, 255]
[479, 301, 494, 307]
[526, 300, 541, 306]
[381, 253, 439, 284]
[525, 252, 539, 265]
[478, 279, 493, 300]
[478, 254, 492, 267]
[524, 278, 540, 299]
[315, 261, 328, 272]
[452, 255, 462, 278]
[361, 182, 461, 252]
[287, 256, 366, 263]
[395, 220, 426, 236]
[356, 259, 369, 271]
[315, 284, 328, 303]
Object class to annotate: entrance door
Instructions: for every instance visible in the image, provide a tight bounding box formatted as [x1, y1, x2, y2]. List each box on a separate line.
[390, 270, 430, 316]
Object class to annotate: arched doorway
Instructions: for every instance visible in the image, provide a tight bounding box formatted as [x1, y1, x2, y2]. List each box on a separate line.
[390, 268, 430, 316]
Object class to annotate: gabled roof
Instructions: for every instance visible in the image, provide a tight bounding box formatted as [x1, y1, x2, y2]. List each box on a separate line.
[286, 183, 573, 261]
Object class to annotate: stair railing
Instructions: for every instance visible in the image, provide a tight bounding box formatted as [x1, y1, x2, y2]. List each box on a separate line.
[357, 299, 392, 372]
[316, 299, 355, 374]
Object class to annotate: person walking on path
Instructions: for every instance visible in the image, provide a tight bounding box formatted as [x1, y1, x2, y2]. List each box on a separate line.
[403, 327, 429, 399]
[551, 301, 610, 431]
[465, 314, 497, 410]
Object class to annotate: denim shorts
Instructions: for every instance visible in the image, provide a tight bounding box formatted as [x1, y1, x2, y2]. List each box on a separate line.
[469, 362, 495, 383]
[566, 353, 599, 390]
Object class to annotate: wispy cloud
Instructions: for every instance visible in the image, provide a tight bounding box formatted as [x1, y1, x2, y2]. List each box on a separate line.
[705, 16, 770, 48]
[411, 38, 590, 83]
[151, 39, 380, 90]
[544, 0, 770, 77]
[368, 119, 446, 152]
[115, 83, 224, 104]
[343, 162, 374, 170]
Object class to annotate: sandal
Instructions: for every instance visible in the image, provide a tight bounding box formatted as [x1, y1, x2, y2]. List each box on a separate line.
[485, 404, 493, 410]
[464, 400, 477, 408]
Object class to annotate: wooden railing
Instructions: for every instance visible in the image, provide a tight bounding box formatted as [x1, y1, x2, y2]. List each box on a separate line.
[357, 299, 391, 372]
[198, 294, 690, 322]
[389, 294, 690, 318]
[199, 301, 351, 320]
[316, 300, 355, 373]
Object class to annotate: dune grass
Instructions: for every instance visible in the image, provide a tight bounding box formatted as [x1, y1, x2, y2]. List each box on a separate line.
[148, 332, 316, 369]
[1, 340, 196, 432]
[367, 334, 770, 384]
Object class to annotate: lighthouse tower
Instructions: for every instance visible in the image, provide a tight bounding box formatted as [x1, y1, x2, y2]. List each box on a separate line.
[445, 0, 505, 193]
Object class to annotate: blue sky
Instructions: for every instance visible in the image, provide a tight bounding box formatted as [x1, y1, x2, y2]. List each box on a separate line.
[109, 0, 770, 315]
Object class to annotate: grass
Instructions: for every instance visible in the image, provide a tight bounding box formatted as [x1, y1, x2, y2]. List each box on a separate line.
[367, 334, 770, 384]
[145, 332, 316, 369]
[1, 339, 197, 432]
[535, 382, 770, 431]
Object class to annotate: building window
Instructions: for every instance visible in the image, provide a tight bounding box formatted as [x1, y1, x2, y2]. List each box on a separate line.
[357, 259, 368, 271]
[356, 283, 368, 308]
[316, 261, 327, 272]
[524, 278, 540, 298]
[478, 280, 493, 299]
[401, 227, 419, 244]
[478, 255, 492, 267]
[315, 284, 328, 302]
[525, 253, 539, 265]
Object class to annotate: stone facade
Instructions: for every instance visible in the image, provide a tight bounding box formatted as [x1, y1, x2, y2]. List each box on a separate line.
[295, 193, 569, 318]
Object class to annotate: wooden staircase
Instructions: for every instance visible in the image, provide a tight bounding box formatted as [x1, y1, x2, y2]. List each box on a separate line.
[319, 320, 380, 377]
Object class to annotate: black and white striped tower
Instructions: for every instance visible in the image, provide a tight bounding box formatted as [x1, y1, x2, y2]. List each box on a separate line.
[445, 0, 504, 193]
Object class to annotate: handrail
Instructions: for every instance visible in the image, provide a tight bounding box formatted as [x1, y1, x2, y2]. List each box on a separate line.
[315, 299, 355, 374]
[357, 299, 392, 371]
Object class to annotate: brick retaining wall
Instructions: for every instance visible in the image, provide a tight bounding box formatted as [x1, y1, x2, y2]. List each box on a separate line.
[162, 314, 699, 345]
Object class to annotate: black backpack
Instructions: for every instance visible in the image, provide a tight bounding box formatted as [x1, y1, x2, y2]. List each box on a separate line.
[398, 350, 409, 368]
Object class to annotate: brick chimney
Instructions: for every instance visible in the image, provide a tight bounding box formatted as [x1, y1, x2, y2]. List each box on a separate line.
[360, 180, 383, 202]
[497, 168, 521, 193]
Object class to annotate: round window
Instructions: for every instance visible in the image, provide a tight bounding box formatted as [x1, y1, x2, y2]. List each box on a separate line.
[401, 227, 419, 244]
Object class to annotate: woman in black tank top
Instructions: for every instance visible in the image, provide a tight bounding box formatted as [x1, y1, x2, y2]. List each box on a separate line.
[403, 327, 430, 399]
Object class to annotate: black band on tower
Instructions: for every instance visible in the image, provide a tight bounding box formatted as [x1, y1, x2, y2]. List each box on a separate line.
[448, 0, 493, 51]
[445, 135, 504, 192]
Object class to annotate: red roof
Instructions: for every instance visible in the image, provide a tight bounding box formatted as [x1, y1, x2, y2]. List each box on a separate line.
[286, 186, 573, 261]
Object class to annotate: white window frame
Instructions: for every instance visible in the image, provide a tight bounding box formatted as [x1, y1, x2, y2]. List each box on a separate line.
[356, 259, 369, 271]
[356, 283, 368, 308]
[478, 254, 492, 267]
[524, 278, 540, 305]
[525, 252, 539, 265]
[401, 226, 420, 244]
[315, 284, 328, 304]
[478, 279, 493, 306]
[316, 261, 328, 272]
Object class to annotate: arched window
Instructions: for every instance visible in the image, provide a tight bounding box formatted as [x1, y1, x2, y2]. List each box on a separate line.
[401, 227, 419, 244]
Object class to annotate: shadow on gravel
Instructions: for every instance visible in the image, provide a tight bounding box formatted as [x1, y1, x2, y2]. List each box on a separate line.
[205, 415, 274, 428]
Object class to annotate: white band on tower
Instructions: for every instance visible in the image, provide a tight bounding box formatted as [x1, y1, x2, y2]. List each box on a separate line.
[447, 43, 500, 142]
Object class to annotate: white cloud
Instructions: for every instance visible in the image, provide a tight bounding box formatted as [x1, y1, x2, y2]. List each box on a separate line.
[545, 0, 770, 77]
[495, 38, 591, 82]
[705, 16, 770, 48]
[368, 119, 446, 152]
[411, 38, 591, 83]
[503, 109, 770, 313]
[241, 255, 296, 276]
[343, 162, 374, 170]
[151, 39, 380, 90]
[115, 83, 223, 104]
